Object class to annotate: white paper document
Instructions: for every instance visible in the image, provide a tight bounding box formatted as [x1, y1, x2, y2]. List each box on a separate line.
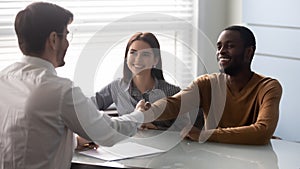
[79, 142, 165, 161]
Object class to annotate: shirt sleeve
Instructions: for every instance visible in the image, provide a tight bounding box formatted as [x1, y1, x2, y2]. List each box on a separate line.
[60, 86, 144, 147]
[92, 82, 114, 110]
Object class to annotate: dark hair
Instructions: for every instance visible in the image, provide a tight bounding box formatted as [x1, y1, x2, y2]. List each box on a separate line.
[123, 32, 165, 83]
[223, 25, 256, 61]
[224, 25, 256, 49]
[14, 2, 73, 56]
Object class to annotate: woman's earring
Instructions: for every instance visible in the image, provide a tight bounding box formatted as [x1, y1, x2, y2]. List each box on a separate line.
[153, 65, 156, 68]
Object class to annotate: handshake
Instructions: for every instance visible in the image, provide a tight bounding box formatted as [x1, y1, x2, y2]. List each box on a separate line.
[135, 100, 159, 130]
[135, 99, 152, 112]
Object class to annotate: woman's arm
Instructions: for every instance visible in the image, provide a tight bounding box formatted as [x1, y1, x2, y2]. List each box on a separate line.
[91, 82, 114, 110]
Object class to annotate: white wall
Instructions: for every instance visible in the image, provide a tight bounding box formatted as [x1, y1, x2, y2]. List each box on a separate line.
[243, 0, 300, 141]
[197, 0, 242, 47]
[197, 0, 242, 74]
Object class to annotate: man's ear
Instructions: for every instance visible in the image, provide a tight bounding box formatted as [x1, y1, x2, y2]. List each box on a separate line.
[245, 46, 255, 62]
[48, 32, 57, 50]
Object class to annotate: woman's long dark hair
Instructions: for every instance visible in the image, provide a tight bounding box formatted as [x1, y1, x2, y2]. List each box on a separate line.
[123, 32, 164, 83]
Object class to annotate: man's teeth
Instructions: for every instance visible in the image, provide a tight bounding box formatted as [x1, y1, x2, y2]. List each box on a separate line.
[220, 58, 230, 61]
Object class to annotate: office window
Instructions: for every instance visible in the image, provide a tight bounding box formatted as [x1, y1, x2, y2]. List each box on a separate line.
[0, 0, 198, 95]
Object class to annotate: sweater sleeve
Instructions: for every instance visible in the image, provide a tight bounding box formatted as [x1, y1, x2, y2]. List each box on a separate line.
[144, 79, 201, 123]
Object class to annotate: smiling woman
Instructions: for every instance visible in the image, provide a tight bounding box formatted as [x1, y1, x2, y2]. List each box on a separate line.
[91, 32, 191, 131]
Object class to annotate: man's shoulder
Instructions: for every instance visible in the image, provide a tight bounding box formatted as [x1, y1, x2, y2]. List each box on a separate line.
[194, 73, 225, 83]
[48, 74, 73, 85]
[0, 62, 23, 74]
[246, 73, 282, 97]
[251, 73, 283, 99]
[1, 61, 73, 87]
[253, 73, 282, 87]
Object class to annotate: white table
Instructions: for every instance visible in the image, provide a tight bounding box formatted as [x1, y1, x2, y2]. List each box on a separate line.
[72, 130, 300, 169]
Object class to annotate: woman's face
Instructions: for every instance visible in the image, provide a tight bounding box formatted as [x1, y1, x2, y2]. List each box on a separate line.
[126, 40, 158, 76]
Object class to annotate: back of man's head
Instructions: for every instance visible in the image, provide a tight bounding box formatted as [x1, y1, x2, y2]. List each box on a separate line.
[14, 2, 73, 56]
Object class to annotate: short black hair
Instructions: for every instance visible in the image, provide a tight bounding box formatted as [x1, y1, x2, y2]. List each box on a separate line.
[224, 25, 256, 48]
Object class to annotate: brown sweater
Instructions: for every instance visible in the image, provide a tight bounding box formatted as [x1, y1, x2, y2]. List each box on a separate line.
[146, 73, 282, 145]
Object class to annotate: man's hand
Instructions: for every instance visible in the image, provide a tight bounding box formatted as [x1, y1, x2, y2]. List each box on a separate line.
[76, 136, 98, 151]
[180, 125, 201, 141]
[139, 122, 158, 130]
[135, 99, 151, 112]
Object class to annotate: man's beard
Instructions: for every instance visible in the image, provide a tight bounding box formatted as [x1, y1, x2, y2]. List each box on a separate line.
[219, 64, 243, 76]
[56, 49, 67, 67]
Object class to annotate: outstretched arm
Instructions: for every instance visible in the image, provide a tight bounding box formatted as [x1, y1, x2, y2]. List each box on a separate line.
[185, 80, 282, 145]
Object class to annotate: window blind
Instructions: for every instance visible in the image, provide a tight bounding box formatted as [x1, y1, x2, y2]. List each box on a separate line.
[0, 0, 197, 94]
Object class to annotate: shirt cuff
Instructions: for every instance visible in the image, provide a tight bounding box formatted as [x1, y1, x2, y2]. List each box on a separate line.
[129, 110, 144, 124]
[73, 133, 78, 151]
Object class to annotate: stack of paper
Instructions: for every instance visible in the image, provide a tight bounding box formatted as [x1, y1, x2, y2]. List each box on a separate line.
[79, 142, 165, 161]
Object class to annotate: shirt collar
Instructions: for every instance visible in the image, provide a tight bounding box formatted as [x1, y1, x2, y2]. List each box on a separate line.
[123, 77, 159, 92]
[22, 55, 57, 75]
